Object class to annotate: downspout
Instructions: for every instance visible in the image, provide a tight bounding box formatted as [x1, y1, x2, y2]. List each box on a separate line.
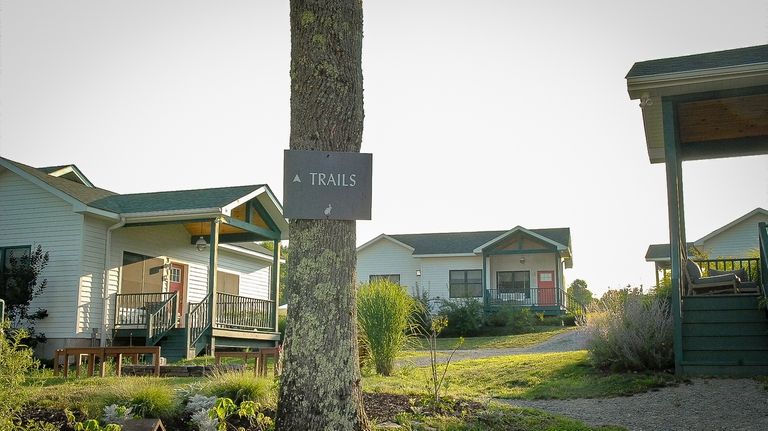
[101, 217, 126, 346]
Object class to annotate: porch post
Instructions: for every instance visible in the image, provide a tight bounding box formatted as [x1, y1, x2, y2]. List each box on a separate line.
[207, 218, 220, 354]
[271, 240, 281, 334]
[554, 253, 561, 308]
[662, 98, 685, 375]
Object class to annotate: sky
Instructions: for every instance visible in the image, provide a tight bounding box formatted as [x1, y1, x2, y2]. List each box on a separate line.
[1, 0, 766, 297]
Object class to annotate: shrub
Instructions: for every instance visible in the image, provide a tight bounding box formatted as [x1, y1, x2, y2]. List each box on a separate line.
[128, 384, 179, 419]
[486, 305, 535, 333]
[357, 279, 416, 375]
[585, 294, 673, 371]
[0, 327, 38, 431]
[203, 372, 276, 406]
[438, 299, 484, 337]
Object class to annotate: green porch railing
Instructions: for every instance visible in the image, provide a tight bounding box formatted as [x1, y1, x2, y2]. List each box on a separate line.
[486, 287, 567, 309]
[146, 292, 178, 346]
[693, 257, 761, 285]
[187, 293, 211, 349]
[216, 293, 275, 331]
[114, 292, 178, 327]
[759, 222, 768, 307]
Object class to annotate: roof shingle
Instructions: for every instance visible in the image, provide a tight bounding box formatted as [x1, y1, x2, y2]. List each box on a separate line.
[389, 228, 571, 255]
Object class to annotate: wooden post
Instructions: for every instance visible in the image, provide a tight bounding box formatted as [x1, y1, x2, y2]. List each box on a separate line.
[662, 98, 685, 376]
[482, 253, 488, 308]
[271, 240, 281, 333]
[207, 218, 220, 355]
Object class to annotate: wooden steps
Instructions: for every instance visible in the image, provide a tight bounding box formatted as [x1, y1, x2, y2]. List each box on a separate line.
[681, 295, 768, 376]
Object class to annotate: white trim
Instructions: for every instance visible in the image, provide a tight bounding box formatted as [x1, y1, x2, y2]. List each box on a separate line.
[694, 207, 768, 246]
[357, 234, 415, 253]
[47, 165, 94, 187]
[220, 186, 266, 215]
[413, 253, 477, 258]
[219, 244, 274, 262]
[627, 62, 768, 98]
[255, 190, 289, 240]
[472, 226, 567, 254]
[122, 209, 223, 223]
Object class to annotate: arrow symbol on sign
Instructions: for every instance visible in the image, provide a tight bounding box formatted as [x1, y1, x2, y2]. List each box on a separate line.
[292, 174, 301, 183]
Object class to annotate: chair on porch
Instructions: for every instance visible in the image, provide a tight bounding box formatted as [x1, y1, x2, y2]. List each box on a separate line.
[684, 259, 738, 295]
[709, 268, 760, 294]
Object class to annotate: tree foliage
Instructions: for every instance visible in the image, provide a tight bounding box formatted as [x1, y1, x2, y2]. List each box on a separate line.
[1, 245, 49, 345]
[566, 279, 594, 311]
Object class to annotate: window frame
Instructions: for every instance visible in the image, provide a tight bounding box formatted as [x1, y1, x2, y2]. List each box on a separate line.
[496, 270, 531, 298]
[448, 269, 483, 298]
[119, 251, 166, 294]
[0, 245, 32, 294]
[369, 274, 401, 284]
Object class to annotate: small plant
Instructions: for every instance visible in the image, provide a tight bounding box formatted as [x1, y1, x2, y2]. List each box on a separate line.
[186, 394, 217, 414]
[65, 409, 122, 431]
[208, 398, 273, 431]
[486, 305, 535, 333]
[128, 384, 179, 419]
[422, 316, 463, 409]
[357, 279, 417, 375]
[102, 404, 133, 425]
[0, 325, 38, 430]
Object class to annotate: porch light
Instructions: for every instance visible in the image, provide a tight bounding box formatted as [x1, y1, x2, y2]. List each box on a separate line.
[416, 269, 421, 277]
[519, 256, 526, 265]
[195, 236, 208, 252]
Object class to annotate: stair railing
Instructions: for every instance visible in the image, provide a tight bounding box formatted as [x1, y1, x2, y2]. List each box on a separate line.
[758, 222, 768, 309]
[146, 292, 178, 345]
[187, 293, 212, 350]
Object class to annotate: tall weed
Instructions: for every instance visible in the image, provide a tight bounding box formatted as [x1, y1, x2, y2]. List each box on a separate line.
[357, 280, 416, 376]
[585, 294, 673, 371]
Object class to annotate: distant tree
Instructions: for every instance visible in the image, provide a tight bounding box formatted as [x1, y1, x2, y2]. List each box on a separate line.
[1, 245, 49, 345]
[566, 279, 594, 311]
[260, 241, 289, 305]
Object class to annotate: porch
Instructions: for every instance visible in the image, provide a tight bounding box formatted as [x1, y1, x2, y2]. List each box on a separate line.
[626, 44, 768, 375]
[113, 291, 279, 361]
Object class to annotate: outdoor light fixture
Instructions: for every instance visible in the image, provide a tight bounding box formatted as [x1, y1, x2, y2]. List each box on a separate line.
[195, 221, 207, 251]
[519, 256, 526, 265]
[416, 269, 421, 277]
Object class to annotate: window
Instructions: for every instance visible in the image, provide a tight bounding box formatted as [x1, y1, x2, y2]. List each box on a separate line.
[497, 271, 530, 298]
[449, 269, 483, 298]
[0, 246, 31, 293]
[120, 252, 164, 294]
[217, 271, 240, 296]
[170, 267, 182, 283]
[369, 274, 401, 284]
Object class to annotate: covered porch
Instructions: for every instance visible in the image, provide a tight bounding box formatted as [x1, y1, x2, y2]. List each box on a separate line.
[108, 185, 288, 360]
[476, 226, 578, 316]
[627, 44, 768, 375]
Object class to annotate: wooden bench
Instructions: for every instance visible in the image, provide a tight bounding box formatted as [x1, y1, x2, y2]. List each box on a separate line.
[53, 346, 161, 377]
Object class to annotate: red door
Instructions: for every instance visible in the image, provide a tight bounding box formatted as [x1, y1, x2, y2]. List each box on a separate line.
[169, 263, 186, 327]
[537, 271, 556, 306]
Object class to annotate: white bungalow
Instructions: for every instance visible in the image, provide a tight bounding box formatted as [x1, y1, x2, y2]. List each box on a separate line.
[357, 226, 576, 315]
[0, 157, 288, 360]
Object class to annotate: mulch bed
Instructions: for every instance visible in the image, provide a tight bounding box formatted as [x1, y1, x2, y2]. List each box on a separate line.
[17, 393, 480, 430]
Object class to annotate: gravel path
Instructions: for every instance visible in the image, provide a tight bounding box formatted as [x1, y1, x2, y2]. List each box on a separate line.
[404, 328, 587, 367]
[499, 378, 768, 431]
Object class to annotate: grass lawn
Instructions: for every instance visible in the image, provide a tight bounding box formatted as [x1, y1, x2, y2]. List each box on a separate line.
[412, 327, 574, 351]
[366, 350, 676, 400]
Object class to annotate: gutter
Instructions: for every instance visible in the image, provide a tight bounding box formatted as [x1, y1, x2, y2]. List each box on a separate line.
[101, 217, 126, 346]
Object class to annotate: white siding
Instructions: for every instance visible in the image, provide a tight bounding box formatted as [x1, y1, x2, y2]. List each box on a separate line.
[0, 171, 83, 339]
[107, 224, 272, 322]
[419, 256, 483, 300]
[700, 212, 768, 258]
[357, 239, 421, 295]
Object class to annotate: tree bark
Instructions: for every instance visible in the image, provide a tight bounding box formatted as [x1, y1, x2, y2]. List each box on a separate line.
[276, 0, 368, 430]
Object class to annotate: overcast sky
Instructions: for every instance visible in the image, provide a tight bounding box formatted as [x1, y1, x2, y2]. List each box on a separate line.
[1, 0, 766, 296]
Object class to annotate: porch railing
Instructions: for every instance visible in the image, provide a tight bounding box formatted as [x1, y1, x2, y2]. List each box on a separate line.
[187, 293, 211, 349]
[486, 287, 566, 308]
[693, 257, 761, 285]
[216, 292, 275, 331]
[114, 292, 178, 327]
[759, 222, 768, 308]
[146, 292, 178, 345]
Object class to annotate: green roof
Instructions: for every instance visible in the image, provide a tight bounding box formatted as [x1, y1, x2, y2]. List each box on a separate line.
[3, 158, 116, 204]
[90, 185, 265, 213]
[626, 44, 768, 78]
[645, 243, 697, 261]
[389, 228, 571, 255]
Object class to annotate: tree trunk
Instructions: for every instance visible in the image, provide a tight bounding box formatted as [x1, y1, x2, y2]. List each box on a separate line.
[276, 0, 368, 430]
